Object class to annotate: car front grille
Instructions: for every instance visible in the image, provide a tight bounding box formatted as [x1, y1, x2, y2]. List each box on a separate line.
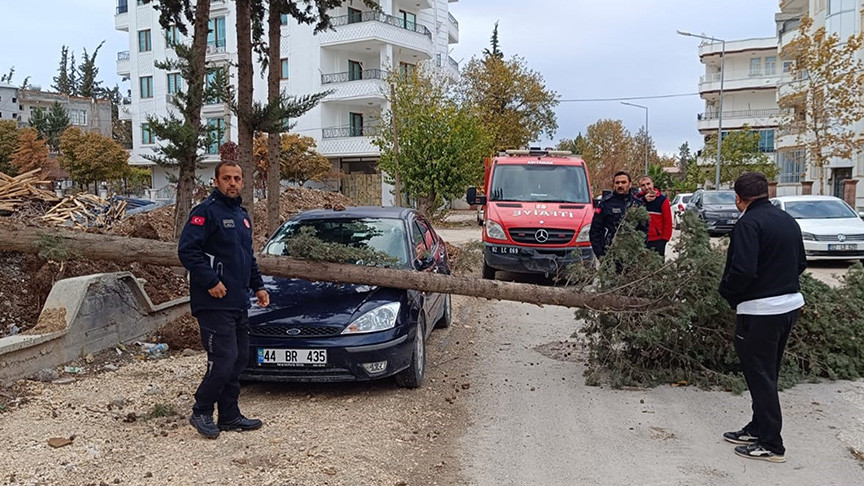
[812, 233, 864, 242]
[508, 227, 575, 245]
[249, 325, 344, 338]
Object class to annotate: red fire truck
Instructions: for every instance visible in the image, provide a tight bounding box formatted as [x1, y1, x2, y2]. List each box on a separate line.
[466, 149, 595, 279]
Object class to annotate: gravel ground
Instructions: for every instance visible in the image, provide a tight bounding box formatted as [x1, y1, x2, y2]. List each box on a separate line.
[0, 299, 481, 486]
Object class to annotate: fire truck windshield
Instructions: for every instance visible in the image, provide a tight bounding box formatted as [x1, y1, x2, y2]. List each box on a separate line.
[489, 164, 590, 203]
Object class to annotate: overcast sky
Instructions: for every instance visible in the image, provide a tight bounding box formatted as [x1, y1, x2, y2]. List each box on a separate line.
[0, 0, 779, 155]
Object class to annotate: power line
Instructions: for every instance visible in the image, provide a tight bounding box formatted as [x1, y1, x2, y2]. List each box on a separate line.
[559, 93, 700, 103]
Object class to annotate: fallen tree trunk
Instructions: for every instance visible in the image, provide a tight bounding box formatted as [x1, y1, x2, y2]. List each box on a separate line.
[0, 226, 655, 311]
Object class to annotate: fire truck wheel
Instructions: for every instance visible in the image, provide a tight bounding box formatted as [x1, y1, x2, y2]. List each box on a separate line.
[482, 262, 496, 280]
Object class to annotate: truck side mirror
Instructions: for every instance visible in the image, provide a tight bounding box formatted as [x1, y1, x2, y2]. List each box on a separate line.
[466, 187, 486, 206]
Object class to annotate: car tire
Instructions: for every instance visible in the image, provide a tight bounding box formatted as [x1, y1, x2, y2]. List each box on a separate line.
[435, 294, 452, 329]
[395, 321, 426, 389]
[482, 262, 495, 280]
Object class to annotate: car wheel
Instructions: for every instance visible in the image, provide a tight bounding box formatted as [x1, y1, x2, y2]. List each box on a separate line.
[482, 262, 495, 280]
[435, 294, 452, 329]
[395, 321, 426, 389]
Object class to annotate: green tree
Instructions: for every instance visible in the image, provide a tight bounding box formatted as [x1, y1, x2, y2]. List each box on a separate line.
[581, 119, 636, 195]
[460, 25, 558, 153]
[482, 21, 504, 59]
[59, 127, 130, 192]
[0, 120, 21, 175]
[78, 41, 105, 98]
[10, 128, 50, 174]
[29, 102, 70, 152]
[376, 69, 491, 217]
[779, 15, 864, 194]
[52, 46, 75, 95]
[0, 66, 14, 83]
[556, 132, 586, 155]
[701, 127, 777, 185]
[253, 132, 331, 188]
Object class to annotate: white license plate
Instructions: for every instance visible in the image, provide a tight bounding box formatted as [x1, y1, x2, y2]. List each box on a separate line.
[828, 244, 857, 251]
[257, 348, 327, 366]
[489, 246, 519, 255]
[725, 219, 738, 225]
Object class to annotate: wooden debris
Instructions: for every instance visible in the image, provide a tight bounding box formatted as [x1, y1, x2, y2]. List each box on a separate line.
[0, 169, 58, 212]
[41, 194, 127, 228]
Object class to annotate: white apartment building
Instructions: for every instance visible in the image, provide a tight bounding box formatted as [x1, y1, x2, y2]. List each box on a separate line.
[115, 0, 460, 205]
[696, 37, 782, 185]
[775, 0, 864, 208]
[0, 83, 19, 123]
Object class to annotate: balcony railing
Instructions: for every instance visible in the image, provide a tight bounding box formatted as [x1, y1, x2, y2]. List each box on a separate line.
[448, 56, 458, 71]
[697, 108, 786, 121]
[321, 68, 384, 84]
[322, 125, 382, 139]
[777, 124, 805, 136]
[117, 1, 128, 14]
[448, 11, 458, 28]
[330, 11, 432, 38]
[699, 72, 780, 84]
[117, 51, 130, 61]
[206, 39, 227, 54]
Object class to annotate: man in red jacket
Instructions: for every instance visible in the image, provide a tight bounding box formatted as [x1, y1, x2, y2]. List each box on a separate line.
[635, 176, 673, 257]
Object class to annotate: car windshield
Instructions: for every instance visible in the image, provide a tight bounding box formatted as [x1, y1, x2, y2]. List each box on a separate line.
[682, 195, 692, 204]
[489, 164, 590, 203]
[263, 218, 409, 266]
[783, 200, 858, 219]
[703, 191, 736, 205]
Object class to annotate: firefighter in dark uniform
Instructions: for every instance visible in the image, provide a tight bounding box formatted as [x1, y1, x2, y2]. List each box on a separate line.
[589, 171, 636, 258]
[178, 161, 270, 439]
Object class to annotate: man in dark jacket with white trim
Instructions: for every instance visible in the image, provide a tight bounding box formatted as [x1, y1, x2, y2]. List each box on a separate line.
[178, 161, 270, 439]
[718, 172, 806, 463]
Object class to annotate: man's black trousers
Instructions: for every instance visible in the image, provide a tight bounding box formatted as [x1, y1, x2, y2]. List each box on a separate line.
[193, 310, 249, 421]
[646, 240, 667, 257]
[734, 309, 799, 455]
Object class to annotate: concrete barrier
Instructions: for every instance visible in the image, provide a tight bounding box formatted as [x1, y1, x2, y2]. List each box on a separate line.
[0, 272, 189, 386]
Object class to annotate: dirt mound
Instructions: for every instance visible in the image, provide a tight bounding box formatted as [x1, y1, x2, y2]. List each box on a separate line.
[109, 205, 176, 242]
[252, 186, 353, 248]
[150, 312, 201, 351]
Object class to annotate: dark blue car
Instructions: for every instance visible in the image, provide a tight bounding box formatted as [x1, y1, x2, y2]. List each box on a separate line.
[240, 207, 451, 388]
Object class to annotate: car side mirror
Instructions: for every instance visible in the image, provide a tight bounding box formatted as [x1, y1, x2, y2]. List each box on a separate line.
[466, 187, 486, 206]
[414, 254, 435, 271]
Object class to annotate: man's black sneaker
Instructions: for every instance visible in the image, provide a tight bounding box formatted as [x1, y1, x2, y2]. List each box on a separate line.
[734, 443, 786, 463]
[723, 429, 759, 445]
[189, 414, 220, 439]
[218, 415, 263, 432]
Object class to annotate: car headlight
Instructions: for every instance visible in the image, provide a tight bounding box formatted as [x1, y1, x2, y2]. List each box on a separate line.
[486, 220, 507, 240]
[801, 232, 815, 241]
[342, 302, 400, 334]
[576, 224, 591, 243]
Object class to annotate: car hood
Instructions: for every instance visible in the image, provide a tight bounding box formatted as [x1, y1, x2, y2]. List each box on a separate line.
[248, 276, 400, 327]
[703, 205, 739, 213]
[795, 217, 864, 235]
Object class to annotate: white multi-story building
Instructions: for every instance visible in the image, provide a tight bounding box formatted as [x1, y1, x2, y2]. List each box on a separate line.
[696, 37, 782, 185]
[774, 0, 864, 207]
[0, 83, 19, 123]
[115, 0, 460, 205]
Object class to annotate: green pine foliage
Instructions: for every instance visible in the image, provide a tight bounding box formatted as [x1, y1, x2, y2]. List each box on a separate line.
[578, 210, 864, 390]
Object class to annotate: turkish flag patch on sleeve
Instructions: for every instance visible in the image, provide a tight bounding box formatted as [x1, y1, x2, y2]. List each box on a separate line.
[191, 216, 206, 226]
[594, 207, 601, 214]
[243, 218, 250, 228]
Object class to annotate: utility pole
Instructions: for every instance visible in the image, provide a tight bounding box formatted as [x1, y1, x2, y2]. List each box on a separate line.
[390, 83, 403, 206]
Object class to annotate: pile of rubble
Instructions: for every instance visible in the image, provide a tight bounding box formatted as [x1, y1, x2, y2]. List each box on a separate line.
[41, 194, 128, 228]
[0, 169, 59, 214]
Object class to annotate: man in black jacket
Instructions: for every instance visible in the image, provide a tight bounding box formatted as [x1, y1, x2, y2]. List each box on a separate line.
[178, 161, 270, 439]
[719, 172, 806, 463]
[589, 171, 636, 258]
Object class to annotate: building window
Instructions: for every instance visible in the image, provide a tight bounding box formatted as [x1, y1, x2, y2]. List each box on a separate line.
[167, 73, 182, 94]
[140, 76, 153, 98]
[778, 150, 804, 183]
[749, 57, 762, 77]
[118, 1, 128, 14]
[764, 56, 776, 76]
[280, 13, 288, 25]
[399, 62, 416, 78]
[165, 25, 181, 46]
[208, 17, 227, 48]
[69, 109, 87, 126]
[349, 112, 363, 137]
[205, 68, 225, 104]
[348, 60, 362, 81]
[348, 7, 362, 24]
[280, 59, 289, 80]
[138, 29, 152, 52]
[141, 123, 154, 145]
[758, 129, 775, 153]
[136, 0, 147, 5]
[399, 10, 417, 31]
[207, 118, 227, 154]
[782, 61, 793, 73]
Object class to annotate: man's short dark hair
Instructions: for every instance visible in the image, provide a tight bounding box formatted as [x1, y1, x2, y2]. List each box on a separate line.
[215, 161, 242, 179]
[638, 175, 652, 184]
[613, 171, 631, 182]
[734, 172, 769, 201]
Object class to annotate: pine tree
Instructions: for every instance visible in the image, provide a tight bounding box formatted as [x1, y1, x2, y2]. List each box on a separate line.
[30, 102, 70, 152]
[78, 42, 105, 98]
[0, 66, 14, 83]
[68, 52, 79, 96]
[53, 46, 73, 95]
[10, 128, 50, 174]
[483, 22, 503, 60]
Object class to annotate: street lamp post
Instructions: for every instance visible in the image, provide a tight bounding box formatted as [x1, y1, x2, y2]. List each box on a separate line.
[621, 101, 649, 174]
[678, 30, 725, 188]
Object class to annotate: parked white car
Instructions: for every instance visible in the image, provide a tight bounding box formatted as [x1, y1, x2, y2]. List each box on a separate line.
[670, 192, 693, 229]
[771, 195, 864, 261]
